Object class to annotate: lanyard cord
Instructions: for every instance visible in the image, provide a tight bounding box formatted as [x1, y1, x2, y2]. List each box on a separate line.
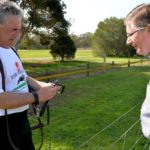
[5, 109, 19, 150]
[32, 117, 44, 150]
[5, 106, 46, 150]
[31, 105, 46, 150]
[1, 56, 19, 150]
[31, 101, 51, 150]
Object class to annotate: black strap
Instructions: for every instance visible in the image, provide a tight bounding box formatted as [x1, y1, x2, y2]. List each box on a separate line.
[11, 47, 21, 59]
[5, 109, 19, 150]
[0, 59, 5, 91]
[0, 47, 20, 150]
[0, 47, 20, 91]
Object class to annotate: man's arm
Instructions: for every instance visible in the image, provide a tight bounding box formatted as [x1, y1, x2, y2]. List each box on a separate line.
[0, 77, 60, 109]
[0, 92, 34, 109]
[27, 76, 53, 90]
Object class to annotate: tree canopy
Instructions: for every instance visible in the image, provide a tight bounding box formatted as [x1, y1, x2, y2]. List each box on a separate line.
[71, 32, 93, 49]
[12, 0, 76, 60]
[51, 34, 76, 61]
[93, 17, 135, 57]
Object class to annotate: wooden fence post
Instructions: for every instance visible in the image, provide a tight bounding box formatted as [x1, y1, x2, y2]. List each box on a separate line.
[58, 57, 61, 73]
[112, 61, 115, 65]
[86, 62, 90, 76]
[103, 54, 106, 72]
[141, 59, 143, 65]
[128, 60, 130, 67]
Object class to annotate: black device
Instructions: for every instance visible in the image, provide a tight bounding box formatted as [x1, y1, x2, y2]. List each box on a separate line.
[53, 80, 65, 94]
[39, 80, 65, 117]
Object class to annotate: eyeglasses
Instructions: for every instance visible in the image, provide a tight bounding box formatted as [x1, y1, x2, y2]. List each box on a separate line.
[127, 27, 145, 38]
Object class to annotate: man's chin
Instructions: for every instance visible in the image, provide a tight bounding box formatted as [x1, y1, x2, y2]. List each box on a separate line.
[136, 51, 143, 56]
[136, 49, 147, 56]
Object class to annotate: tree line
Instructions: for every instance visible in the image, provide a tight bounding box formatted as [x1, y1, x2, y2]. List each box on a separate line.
[13, 0, 136, 61]
[71, 17, 136, 57]
[92, 17, 136, 57]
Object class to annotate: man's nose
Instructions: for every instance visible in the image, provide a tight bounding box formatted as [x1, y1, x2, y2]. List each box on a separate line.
[126, 37, 132, 45]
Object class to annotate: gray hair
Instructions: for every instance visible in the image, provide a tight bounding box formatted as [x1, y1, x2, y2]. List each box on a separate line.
[0, 0, 23, 24]
[124, 3, 150, 28]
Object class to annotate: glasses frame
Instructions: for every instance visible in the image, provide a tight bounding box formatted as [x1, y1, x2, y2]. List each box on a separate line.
[127, 27, 145, 38]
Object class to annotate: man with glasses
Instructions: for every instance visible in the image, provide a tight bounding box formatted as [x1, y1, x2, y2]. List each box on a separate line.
[124, 3, 150, 139]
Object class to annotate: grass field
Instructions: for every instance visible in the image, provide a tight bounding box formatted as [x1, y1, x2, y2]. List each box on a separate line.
[18, 49, 51, 59]
[29, 64, 150, 150]
[20, 49, 150, 149]
[18, 49, 147, 78]
[18, 49, 144, 64]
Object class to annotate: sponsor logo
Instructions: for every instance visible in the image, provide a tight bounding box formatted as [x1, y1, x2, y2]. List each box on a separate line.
[15, 61, 21, 72]
[11, 62, 24, 80]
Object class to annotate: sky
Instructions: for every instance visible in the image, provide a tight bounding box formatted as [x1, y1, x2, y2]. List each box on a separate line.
[63, 0, 150, 35]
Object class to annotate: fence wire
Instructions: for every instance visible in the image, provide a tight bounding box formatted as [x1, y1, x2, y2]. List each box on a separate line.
[78, 102, 142, 148]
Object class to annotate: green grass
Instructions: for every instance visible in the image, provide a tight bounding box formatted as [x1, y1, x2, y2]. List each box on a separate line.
[30, 64, 150, 150]
[19, 49, 146, 78]
[19, 49, 143, 64]
[20, 49, 150, 149]
[18, 49, 52, 58]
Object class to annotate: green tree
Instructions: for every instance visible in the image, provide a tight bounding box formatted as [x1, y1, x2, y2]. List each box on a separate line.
[12, 0, 76, 59]
[71, 32, 93, 49]
[19, 33, 30, 49]
[93, 17, 135, 57]
[50, 34, 76, 61]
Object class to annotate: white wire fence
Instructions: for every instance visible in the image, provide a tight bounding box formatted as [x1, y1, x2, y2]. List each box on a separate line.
[78, 102, 150, 150]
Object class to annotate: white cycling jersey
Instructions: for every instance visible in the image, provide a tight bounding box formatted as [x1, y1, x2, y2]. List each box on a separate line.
[0, 47, 29, 116]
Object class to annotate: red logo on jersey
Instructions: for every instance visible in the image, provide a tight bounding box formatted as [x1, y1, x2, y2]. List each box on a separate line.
[15, 62, 21, 72]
